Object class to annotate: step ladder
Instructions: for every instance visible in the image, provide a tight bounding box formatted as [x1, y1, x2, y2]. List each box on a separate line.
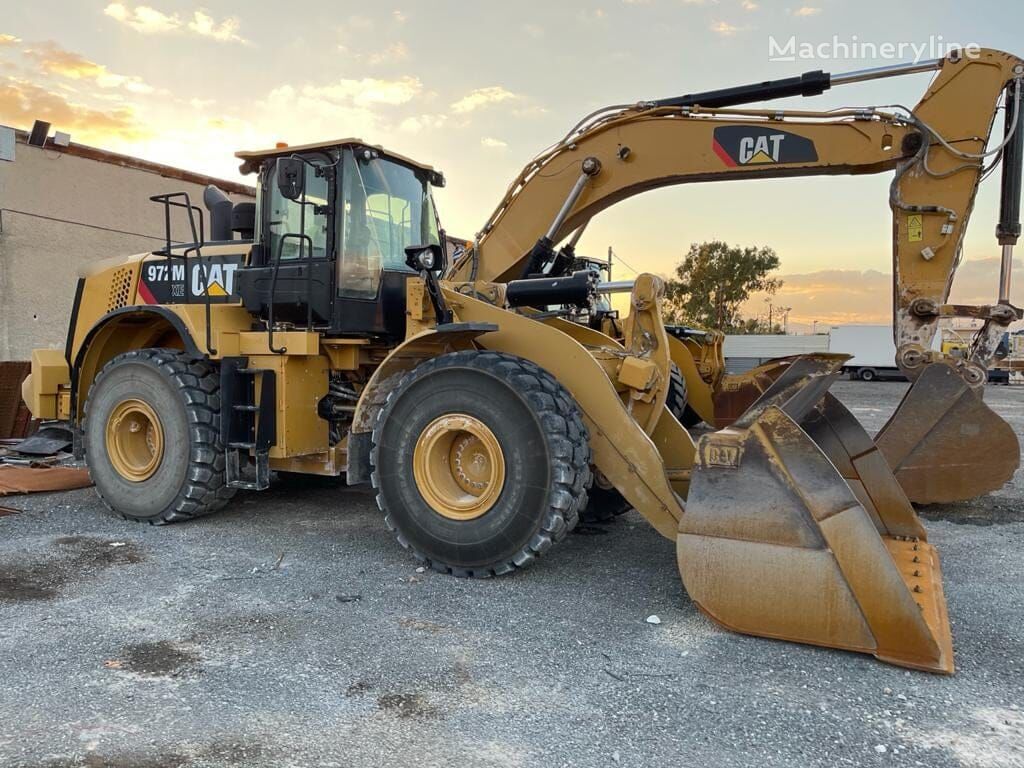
[220, 357, 277, 490]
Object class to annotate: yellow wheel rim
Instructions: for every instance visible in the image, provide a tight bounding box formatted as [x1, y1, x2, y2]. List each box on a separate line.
[105, 399, 164, 482]
[413, 413, 506, 521]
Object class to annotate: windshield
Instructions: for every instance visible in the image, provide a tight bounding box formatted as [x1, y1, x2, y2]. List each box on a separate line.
[338, 149, 440, 299]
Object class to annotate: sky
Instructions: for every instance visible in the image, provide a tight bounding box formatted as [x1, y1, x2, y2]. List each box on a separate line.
[2, 0, 1023, 331]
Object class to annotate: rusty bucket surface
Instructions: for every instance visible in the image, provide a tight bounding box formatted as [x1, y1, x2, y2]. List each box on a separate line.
[678, 355, 954, 674]
[875, 362, 1020, 504]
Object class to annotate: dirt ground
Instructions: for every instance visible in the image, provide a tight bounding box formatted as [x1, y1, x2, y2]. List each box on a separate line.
[0, 381, 1021, 768]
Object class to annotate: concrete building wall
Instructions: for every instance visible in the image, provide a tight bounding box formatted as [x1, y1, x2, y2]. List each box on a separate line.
[0, 129, 254, 360]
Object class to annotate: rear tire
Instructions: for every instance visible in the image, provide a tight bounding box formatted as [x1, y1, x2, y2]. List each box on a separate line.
[371, 351, 591, 577]
[859, 368, 877, 382]
[83, 349, 234, 524]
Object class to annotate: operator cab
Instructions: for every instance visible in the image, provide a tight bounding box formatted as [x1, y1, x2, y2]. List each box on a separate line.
[235, 139, 446, 340]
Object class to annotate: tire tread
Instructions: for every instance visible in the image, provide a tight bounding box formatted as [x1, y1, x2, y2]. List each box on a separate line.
[369, 350, 592, 578]
[83, 348, 234, 524]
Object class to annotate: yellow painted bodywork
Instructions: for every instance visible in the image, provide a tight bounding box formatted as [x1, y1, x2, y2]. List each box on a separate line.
[22, 348, 70, 420]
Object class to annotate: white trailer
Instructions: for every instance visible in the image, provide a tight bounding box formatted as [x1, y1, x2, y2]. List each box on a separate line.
[721, 334, 830, 374]
[828, 325, 903, 381]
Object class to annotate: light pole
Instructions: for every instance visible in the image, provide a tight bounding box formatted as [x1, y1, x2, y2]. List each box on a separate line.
[780, 307, 792, 334]
[812, 319, 820, 334]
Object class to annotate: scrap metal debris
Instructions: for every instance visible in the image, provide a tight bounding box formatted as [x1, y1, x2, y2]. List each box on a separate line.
[0, 465, 92, 495]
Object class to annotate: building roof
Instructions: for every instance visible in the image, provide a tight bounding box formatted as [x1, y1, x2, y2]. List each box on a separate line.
[235, 138, 441, 179]
[9, 127, 255, 196]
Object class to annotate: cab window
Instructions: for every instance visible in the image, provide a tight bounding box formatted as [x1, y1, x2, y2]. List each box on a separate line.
[266, 159, 329, 262]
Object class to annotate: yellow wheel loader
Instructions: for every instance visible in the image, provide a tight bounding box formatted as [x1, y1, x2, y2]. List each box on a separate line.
[24, 49, 1024, 674]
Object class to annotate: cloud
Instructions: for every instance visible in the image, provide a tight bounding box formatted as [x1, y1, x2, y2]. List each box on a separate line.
[741, 258, 1024, 329]
[522, 23, 544, 39]
[0, 34, 22, 45]
[23, 41, 153, 93]
[104, 4, 248, 43]
[792, 5, 822, 16]
[103, 3, 179, 33]
[188, 10, 247, 43]
[480, 137, 508, 149]
[295, 75, 422, 107]
[710, 20, 740, 35]
[741, 0, 759, 9]
[451, 86, 518, 114]
[393, 9, 407, 22]
[399, 113, 447, 133]
[367, 41, 410, 66]
[0, 77, 148, 141]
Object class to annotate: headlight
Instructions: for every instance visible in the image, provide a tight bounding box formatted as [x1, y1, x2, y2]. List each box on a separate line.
[417, 249, 436, 270]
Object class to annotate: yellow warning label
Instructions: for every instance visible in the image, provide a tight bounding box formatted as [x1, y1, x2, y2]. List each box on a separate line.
[908, 214, 923, 242]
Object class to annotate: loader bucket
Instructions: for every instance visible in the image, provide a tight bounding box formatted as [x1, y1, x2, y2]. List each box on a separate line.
[678, 355, 954, 673]
[875, 362, 1020, 504]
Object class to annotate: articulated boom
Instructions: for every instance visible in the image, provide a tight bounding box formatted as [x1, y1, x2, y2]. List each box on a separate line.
[450, 47, 1024, 504]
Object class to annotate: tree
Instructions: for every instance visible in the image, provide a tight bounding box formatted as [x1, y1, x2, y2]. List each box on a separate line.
[663, 241, 782, 331]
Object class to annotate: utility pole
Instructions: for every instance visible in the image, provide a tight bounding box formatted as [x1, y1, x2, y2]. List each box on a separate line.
[780, 307, 792, 334]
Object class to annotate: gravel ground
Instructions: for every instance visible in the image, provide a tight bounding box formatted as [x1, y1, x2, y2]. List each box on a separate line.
[0, 382, 1022, 768]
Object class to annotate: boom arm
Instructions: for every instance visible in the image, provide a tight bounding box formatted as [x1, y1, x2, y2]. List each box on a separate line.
[450, 48, 1024, 380]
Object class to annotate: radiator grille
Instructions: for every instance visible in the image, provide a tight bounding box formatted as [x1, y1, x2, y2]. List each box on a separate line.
[107, 268, 133, 311]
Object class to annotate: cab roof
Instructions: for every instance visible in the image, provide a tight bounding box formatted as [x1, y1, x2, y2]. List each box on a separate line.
[235, 138, 441, 181]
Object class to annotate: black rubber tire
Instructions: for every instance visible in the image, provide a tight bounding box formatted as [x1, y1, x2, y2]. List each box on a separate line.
[83, 348, 235, 524]
[667, 363, 703, 428]
[859, 368, 877, 382]
[370, 351, 592, 577]
[579, 484, 633, 523]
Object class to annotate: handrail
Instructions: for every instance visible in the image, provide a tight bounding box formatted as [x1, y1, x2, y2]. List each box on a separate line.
[148, 192, 217, 355]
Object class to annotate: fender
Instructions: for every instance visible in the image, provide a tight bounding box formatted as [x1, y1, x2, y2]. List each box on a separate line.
[345, 322, 497, 485]
[69, 305, 201, 422]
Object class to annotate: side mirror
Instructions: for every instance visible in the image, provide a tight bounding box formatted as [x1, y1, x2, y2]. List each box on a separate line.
[404, 243, 446, 274]
[275, 157, 305, 201]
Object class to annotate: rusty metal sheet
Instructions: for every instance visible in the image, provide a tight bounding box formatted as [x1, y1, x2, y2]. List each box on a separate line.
[0, 362, 32, 440]
[0, 466, 93, 495]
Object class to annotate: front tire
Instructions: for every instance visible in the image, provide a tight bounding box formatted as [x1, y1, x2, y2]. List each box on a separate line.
[371, 351, 591, 577]
[83, 349, 234, 523]
[667, 363, 703, 428]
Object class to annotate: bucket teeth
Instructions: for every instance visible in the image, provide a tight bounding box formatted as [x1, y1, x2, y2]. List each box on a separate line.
[678, 355, 954, 674]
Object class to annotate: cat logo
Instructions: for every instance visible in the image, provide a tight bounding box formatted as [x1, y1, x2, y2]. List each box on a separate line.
[712, 126, 819, 168]
[191, 262, 238, 298]
[739, 134, 786, 164]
